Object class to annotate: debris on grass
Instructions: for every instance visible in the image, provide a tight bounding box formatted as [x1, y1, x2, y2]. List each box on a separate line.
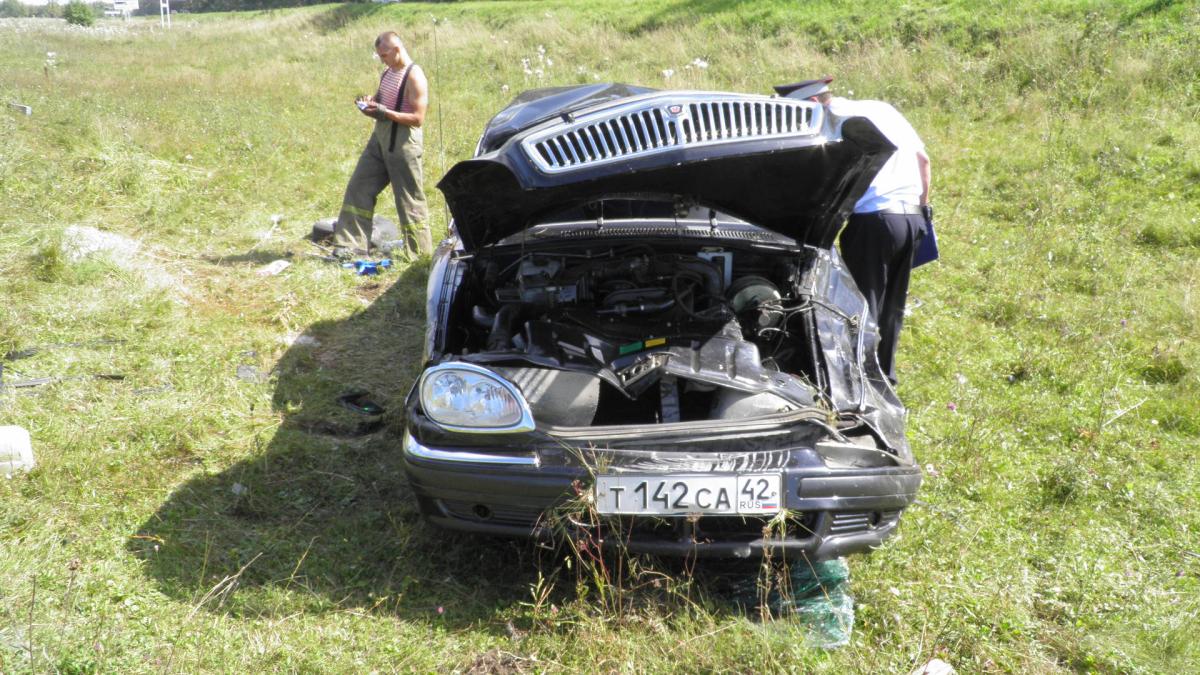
[256, 260, 291, 276]
[342, 259, 392, 276]
[0, 426, 35, 476]
[2, 374, 126, 389]
[337, 390, 384, 416]
[724, 558, 855, 648]
[308, 215, 398, 249]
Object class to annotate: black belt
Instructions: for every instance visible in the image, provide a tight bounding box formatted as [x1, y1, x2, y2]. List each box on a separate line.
[858, 204, 924, 216]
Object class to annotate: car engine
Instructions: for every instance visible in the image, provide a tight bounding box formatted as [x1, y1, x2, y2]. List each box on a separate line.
[451, 245, 824, 427]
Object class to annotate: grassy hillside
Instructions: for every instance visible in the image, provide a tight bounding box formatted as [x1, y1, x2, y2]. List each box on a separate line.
[1, 1, 1198, 671]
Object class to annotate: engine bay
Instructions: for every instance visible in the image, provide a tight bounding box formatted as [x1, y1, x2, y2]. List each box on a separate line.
[444, 243, 828, 427]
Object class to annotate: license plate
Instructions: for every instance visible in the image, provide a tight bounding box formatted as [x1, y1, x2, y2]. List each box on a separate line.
[594, 474, 782, 515]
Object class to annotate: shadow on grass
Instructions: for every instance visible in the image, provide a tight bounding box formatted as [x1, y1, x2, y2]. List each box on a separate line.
[128, 260, 544, 629]
[127, 258, 844, 635]
[631, 0, 746, 32]
[307, 3, 387, 35]
[1119, 0, 1186, 27]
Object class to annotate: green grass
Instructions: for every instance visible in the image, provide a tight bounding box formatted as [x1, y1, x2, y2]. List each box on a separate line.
[1, 1, 1198, 671]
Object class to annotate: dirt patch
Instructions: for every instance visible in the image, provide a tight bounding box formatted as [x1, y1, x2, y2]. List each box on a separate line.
[61, 225, 189, 297]
[355, 281, 385, 301]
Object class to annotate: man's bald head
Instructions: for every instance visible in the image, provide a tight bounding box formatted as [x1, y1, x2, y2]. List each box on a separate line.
[374, 31, 410, 69]
[375, 31, 402, 49]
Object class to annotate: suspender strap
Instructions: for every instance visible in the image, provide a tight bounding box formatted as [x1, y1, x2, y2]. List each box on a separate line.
[388, 64, 414, 153]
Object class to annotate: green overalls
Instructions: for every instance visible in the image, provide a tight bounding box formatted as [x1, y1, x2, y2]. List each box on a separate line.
[332, 66, 432, 257]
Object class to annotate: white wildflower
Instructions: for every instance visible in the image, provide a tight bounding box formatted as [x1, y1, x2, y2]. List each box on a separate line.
[690, 57, 708, 69]
[661, 68, 675, 80]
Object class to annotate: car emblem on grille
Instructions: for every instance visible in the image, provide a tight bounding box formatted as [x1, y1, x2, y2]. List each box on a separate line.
[667, 104, 683, 115]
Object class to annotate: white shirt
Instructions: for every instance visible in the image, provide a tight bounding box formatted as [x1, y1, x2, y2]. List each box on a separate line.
[828, 97, 925, 213]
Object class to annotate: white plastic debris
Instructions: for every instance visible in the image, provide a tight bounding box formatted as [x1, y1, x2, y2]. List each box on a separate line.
[0, 426, 35, 476]
[256, 260, 291, 276]
[910, 659, 956, 675]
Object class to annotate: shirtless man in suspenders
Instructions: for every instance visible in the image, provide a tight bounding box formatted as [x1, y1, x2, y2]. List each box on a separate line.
[332, 31, 433, 258]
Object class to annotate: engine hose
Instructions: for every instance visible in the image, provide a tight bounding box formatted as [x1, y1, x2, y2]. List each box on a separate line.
[672, 271, 730, 320]
[595, 298, 675, 316]
[486, 304, 523, 350]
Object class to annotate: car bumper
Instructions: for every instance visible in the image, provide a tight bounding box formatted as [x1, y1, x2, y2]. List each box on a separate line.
[402, 431, 921, 559]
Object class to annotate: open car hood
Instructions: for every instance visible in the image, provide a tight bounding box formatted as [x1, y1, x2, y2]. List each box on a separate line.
[440, 85, 895, 251]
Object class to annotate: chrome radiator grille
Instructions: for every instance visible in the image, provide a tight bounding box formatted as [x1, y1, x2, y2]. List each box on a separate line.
[522, 96, 824, 174]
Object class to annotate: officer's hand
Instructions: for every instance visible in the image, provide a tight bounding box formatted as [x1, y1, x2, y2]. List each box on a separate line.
[920, 204, 933, 228]
[356, 95, 377, 117]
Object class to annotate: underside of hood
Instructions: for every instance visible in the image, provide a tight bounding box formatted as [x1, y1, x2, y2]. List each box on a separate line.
[440, 86, 895, 251]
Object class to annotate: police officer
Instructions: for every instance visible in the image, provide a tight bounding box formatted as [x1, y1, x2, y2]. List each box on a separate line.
[332, 31, 433, 259]
[776, 77, 933, 385]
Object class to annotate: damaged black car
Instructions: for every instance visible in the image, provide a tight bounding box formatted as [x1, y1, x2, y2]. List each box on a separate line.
[402, 83, 921, 559]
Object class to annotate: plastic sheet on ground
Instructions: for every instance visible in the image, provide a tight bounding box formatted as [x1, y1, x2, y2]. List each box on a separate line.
[721, 557, 854, 648]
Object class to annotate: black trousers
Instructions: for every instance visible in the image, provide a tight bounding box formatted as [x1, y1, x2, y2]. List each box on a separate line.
[838, 211, 926, 384]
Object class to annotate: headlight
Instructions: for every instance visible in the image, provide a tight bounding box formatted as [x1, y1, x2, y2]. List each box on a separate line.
[419, 363, 534, 433]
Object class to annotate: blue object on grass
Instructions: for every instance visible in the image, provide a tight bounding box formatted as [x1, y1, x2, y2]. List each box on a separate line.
[342, 259, 393, 276]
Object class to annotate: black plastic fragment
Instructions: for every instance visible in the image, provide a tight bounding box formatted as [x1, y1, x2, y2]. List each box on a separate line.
[337, 390, 385, 416]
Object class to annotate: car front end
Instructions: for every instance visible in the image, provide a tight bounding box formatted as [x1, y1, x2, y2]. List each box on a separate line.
[402, 84, 921, 559]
